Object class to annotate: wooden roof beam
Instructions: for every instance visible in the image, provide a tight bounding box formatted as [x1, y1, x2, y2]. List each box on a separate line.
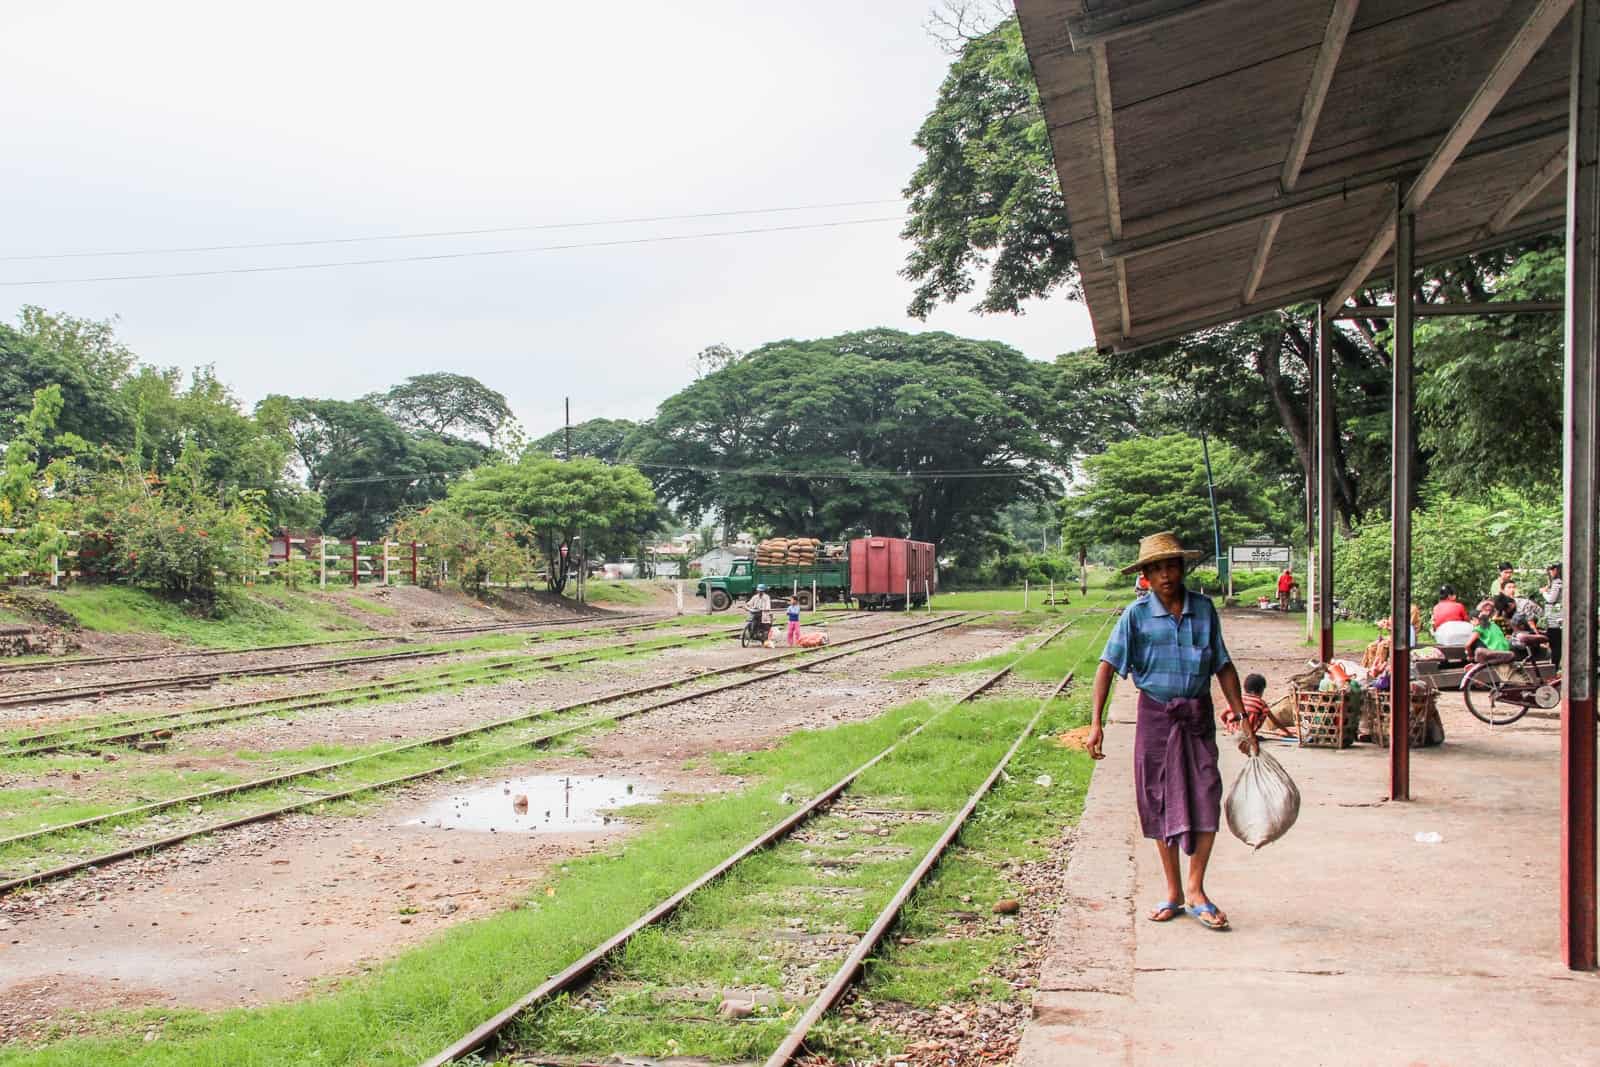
[1483, 144, 1569, 235]
[1243, 0, 1360, 304]
[1099, 117, 1566, 262]
[1067, 0, 1230, 50]
[1323, 0, 1574, 317]
[1089, 42, 1132, 338]
[1113, 212, 1565, 351]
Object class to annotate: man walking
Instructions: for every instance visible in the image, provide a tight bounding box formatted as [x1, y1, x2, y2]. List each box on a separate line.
[1086, 532, 1256, 931]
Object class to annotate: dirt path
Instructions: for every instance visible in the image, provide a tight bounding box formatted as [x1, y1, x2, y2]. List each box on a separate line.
[0, 615, 1025, 1039]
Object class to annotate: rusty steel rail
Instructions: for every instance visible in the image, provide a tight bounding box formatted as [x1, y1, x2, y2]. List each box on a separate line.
[763, 667, 1075, 1066]
[417, 616, 1073, 1067]
[0, 621, 747, 758]
[0, 613, 979, 895]
[0, 611, 665, 678]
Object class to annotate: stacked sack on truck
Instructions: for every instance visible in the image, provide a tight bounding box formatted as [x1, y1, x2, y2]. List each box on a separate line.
[755, 537, 821, 566]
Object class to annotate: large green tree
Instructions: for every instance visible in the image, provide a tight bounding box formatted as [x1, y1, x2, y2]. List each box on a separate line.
[271, 397, 488, 538]
[368, 372, 516, 446]
[527, 417, 639, 463]
[901, 17, 1074, 317]
[0, 310, 135, 459]
[629, 329, 1064, 555]
[446, 456, 658, 593]
[1060, 434, 1294, 559]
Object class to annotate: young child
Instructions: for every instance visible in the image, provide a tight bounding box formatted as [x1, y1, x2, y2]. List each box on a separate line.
[1224, 672, 1297, 737]
[785, 597, 802, 646]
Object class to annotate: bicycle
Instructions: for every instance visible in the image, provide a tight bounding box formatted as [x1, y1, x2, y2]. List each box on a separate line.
[1460, 636, 1559, 726]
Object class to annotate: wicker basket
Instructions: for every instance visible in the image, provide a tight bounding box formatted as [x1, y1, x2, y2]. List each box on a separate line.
[1366, 689, 1432, 748]
[1294, 685, 1358, 748]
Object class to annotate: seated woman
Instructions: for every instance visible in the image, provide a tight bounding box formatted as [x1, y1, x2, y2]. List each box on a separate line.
[1465, 599, 1519, 666]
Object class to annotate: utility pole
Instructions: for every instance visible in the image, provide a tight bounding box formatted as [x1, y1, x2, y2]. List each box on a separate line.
[564, 397, 572, 461]
[1200, 431, 1226, 586]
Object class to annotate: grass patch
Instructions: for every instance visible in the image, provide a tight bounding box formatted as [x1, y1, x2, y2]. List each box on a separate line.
[50, 586, 374, 649]
[345, 595, 398, 617]
[1304, 619, 1381, 648]
[568, 580, 659, 606]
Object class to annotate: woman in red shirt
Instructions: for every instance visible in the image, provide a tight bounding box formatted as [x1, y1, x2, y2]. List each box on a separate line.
[1431, 584, 1470, 629]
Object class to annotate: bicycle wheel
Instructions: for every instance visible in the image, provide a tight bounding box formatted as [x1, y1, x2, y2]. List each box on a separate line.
[1463, 665, 1528, 726]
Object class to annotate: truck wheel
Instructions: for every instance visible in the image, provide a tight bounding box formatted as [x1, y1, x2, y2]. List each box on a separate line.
[709, 589, 732, 612]
[795, 590, 813, 610]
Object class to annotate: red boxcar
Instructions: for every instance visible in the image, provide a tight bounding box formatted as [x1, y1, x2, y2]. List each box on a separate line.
[849, 537, 937, 609]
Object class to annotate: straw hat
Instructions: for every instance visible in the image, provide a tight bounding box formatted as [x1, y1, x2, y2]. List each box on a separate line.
[1121, 531, 1201, 575]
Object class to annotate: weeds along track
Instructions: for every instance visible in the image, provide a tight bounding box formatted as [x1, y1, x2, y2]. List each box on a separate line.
[0, 615, 691, 708]
[419, 619, 1080, 1067]
[0, 612, 982, 895]
[0, 610, 666, 680]
[0, 620, 758, 758]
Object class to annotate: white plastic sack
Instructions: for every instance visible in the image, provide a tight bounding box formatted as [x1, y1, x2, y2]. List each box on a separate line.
[1224, 749, 1301, 850]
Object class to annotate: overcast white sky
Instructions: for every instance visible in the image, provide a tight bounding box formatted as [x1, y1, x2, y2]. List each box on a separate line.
[0, 1, 1094, 438]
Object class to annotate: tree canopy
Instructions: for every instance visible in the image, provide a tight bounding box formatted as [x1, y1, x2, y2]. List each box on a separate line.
[269, 396, 489, 539]
[445, 456, 658, 593]
[901, 17, 1075, 318]
[368, 373, 515, 445]
[629, 329, 1065, 555]
[1060, 434, 1294, 559]
[527, 417, 639, 463]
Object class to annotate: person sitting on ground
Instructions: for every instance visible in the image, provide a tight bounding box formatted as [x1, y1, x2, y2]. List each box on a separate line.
[1223, 672, 1297, 737]
[1431, 584, 1470, 629]
[1465, 599, 1518, 667]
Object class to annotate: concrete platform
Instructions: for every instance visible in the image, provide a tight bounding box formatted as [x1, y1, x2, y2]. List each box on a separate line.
[1017, 610, 1600, 1067]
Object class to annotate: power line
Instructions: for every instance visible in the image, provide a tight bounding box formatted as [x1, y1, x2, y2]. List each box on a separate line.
[311, 460, 1051, 488]
[0, 215, 908, 286]
[0, 198, 905, 263]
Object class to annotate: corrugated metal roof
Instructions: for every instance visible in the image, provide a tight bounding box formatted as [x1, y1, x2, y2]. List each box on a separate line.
[1015, 0, 1571, 350]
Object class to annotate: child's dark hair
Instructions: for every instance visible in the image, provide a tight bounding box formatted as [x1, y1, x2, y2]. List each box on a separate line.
[1243, 672, 1267, 696]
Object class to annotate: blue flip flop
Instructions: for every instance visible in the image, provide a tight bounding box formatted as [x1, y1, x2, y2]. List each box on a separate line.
[1188, 902, 1230, 931]
[1148, 901, 1185, 922]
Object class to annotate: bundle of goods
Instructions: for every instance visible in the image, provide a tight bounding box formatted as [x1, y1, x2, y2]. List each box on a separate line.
[794, 631, 829, 648]
[1291, 660, 1362, 749]
[755, 537, 822, 566]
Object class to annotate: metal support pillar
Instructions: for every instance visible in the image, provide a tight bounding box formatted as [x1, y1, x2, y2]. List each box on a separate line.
[1306, 365, 1316, 643]
[1561, 0, 1600, 971]
[1316, 308, 1335, 663]
[1389, 188, 1415, 802]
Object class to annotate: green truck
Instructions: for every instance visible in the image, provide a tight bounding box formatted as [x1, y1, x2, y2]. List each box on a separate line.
[696, 557, 849, 611]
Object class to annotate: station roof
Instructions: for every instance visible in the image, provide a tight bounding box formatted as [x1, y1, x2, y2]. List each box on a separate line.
[1014, 0, 1573, 351]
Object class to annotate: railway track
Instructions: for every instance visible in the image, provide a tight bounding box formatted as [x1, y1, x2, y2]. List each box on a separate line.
[418, 618, 1079, 1067]
[0, 620, 752, 758]
[0, 610, 665, 679]
[0, 611, 982, 895]
[0, 614, 692, 709]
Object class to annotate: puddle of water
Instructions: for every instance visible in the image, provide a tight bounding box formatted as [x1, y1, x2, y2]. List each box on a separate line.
[404, 773, 661, 833]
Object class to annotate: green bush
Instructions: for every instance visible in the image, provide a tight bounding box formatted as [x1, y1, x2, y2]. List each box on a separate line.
[1333, 491, 1555, 623]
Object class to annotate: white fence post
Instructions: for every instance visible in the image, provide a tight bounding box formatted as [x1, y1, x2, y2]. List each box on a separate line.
[1024, 580, 1030, 611]
[675, 580, 684, 615]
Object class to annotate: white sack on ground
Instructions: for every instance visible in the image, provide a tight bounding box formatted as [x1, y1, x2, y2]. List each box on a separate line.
[1225, 749, 1301, 849]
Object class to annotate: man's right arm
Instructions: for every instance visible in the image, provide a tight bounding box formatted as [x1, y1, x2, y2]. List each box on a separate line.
[1086, 660, 1115, 760]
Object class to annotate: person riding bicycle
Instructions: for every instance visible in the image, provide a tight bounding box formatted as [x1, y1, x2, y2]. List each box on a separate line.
[747, 584, 772, 627]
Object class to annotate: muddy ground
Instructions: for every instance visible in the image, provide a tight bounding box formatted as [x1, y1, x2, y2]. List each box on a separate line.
[0, 614, 1030, 1041]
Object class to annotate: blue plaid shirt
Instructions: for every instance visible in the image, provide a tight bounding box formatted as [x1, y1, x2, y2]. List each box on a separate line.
[1100, 589, 1232, 702]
